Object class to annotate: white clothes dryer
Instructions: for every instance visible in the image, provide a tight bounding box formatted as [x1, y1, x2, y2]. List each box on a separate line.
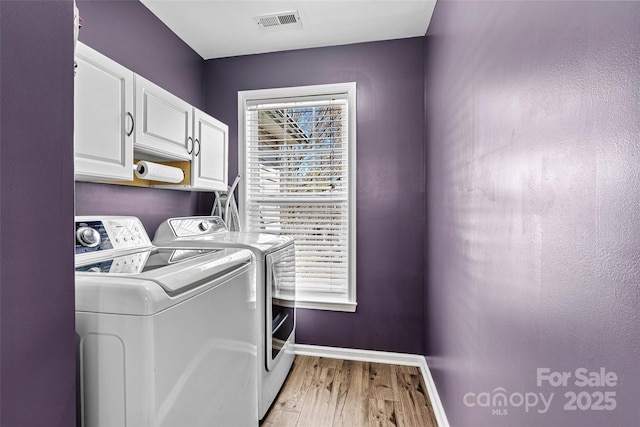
[75, 216, 258, 427]
[153, 216, 295, 420]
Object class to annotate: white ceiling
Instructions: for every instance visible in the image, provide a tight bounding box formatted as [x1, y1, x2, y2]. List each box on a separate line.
[140, 0, 437, 60]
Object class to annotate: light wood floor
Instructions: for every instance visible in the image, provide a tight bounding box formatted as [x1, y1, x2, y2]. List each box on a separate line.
[261, 356, 439, 427]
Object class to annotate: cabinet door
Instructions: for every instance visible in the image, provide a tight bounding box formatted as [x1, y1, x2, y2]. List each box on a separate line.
[134, 75, 192, 160]
[74, 43, 134, 181]
[192, 110, 228, 191]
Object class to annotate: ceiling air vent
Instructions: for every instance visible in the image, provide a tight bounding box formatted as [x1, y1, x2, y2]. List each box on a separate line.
[255, 11, 302, 30]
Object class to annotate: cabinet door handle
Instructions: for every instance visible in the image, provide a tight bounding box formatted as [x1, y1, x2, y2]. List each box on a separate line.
[126, 112, 135, 137]
[187, 136, 193, 154]
[194, 138, 201, 156]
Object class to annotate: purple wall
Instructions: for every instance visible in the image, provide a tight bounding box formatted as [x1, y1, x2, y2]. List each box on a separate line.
[0, 1, 76, 426]
[74, 0, 209, 234]
[204, 38, 426, 354]
[425, 2, 640, 426]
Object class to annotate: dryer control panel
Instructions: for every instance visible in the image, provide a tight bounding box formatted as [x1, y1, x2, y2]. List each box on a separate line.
[163, 216, 228, 238]
[75, 216, 151, 255]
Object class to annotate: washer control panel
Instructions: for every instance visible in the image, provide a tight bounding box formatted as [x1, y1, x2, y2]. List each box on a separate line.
[75, 217, 151, 255]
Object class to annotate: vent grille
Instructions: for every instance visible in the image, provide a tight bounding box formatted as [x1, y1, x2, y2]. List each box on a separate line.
[277, 14, 298, 25]
[255, 11, 302, 29]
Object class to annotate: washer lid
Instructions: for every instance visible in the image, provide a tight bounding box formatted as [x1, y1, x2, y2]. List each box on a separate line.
[143, 248, 252, 296]
[76, 247, 218, 275]
[76, 248, 253, 315]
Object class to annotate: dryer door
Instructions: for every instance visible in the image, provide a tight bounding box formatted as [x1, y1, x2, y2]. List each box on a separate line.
[265, 244, 295, 371]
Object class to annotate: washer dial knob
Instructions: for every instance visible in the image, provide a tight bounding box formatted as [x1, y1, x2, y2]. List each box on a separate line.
[198, 221, 211, 232]
[76, 226, 101, 248]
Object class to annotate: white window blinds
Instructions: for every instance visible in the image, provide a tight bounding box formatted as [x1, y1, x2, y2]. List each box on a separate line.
[240, 84, 356, 311]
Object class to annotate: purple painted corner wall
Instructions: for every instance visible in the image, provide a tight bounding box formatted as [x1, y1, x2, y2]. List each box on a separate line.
[0, 1, 76, 426]
[424, 1, 640, 426]
[74, 0, 209, 234]
[204, 39, 427, 354]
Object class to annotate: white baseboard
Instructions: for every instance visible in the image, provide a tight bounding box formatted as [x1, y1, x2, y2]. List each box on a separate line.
[294, 344, 450, 427]
[417, 356, 450, 427]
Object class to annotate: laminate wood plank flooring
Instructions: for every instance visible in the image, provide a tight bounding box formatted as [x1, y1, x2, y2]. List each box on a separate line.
[262, 356, 438, 427]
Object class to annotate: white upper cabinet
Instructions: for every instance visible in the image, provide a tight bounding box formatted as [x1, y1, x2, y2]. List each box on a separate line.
[74, 42, 134, 182]
[74, 44, 229, 191]
[134, 75, 192, 161]
[191, 109, 228, 191]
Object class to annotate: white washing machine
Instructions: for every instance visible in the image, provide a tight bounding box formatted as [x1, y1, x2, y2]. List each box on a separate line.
[75, 216, 258, 427]
[153, 216, 295, 420]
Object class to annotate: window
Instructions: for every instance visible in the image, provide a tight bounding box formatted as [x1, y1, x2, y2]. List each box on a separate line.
[238, 83, 356, 312]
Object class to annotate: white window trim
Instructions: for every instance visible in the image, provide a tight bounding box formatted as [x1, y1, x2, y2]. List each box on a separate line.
[238, 83, 357, 312]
